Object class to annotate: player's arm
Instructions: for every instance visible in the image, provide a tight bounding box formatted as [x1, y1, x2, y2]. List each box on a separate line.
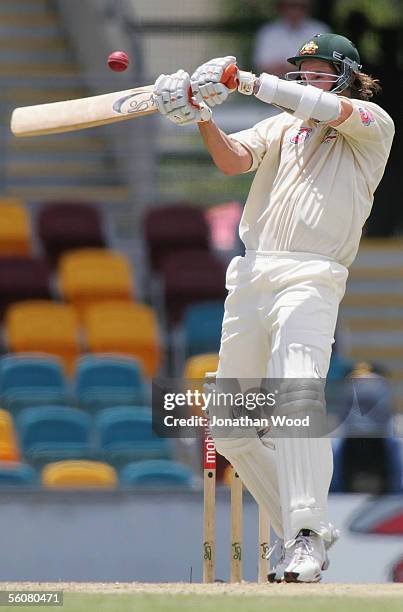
[250, 73, 343, 124]
[153, 59, 254, 175]
[328, 99, 353, 127]
[198, 120, 253, 175]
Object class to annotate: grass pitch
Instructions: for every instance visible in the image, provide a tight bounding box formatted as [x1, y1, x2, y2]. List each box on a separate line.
[2, 582, 402, 612]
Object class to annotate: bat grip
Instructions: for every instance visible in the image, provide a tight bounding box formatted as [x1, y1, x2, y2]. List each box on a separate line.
[187, 63, 239, 107]
[220, 64, 239, 90]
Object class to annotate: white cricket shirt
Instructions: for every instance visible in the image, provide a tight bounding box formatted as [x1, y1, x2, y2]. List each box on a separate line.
[229, 99, 394, 267]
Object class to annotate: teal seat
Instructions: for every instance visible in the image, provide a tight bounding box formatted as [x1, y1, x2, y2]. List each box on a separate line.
[183, 301, 224, 357]
[0, 354, 69, 413]
[17, 406, 94, 467]
[0, 461, 37, 486]
[120, 460, 194, 488]
[76, 355, 147, 411]
[95, 407, 173, 468]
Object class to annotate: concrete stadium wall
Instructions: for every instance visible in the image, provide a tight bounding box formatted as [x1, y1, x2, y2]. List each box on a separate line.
[0, 490, 401, 583]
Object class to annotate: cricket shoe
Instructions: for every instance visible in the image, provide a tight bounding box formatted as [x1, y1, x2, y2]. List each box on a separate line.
[283, 529, 329, 583]
[267, 539, 293, 583]
[268, 526, 338, 583]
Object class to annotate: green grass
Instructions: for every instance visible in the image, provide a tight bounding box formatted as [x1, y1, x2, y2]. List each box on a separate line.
[27, 593, 403, 612]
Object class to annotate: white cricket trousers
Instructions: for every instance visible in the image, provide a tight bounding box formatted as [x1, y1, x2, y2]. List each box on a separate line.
[213, 250, 348, 544]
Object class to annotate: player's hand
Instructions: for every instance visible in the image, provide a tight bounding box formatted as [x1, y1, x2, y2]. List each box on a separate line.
[190, 56, 236, 107]
[153, 70, 212, 126]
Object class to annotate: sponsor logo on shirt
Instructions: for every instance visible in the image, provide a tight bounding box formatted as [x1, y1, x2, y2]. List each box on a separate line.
[299, 41, 319, 55]
[290, 127, 313, 144]
[358, 106, 375, 126]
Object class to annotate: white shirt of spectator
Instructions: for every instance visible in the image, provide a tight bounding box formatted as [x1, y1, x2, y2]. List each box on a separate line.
[254, 18, 331, 72]
[229, 99, 394, 267]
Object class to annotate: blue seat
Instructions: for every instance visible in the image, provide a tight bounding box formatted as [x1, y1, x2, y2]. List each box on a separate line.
[17, 406, 94, 467]
[0, 462, 37, 486]
[120, 460, 194, 488]
[95, 407, 173, 467]
[0, 354, 70, 412]
[76, 355, 147, 411]
[183, 301, 224, 357]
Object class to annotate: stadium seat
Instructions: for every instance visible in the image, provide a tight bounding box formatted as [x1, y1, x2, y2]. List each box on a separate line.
[38, 202, 106, 265]
[95, 406, 173, 468]
[5, 301, 80, 375]
[59, 248, 134, 315]
[42, 460, 117, 489]
[76, 354, 147, 411]
[0, 257, 52, 319]
[83, 302, 161, 377]
[0, 354, 69, 412]
[0, 409, 20, 462]
[120, 459, 193, 488]
[183, 301, 224, 357]
[17, 406, 93, 467]
[144, 204, 210, 271]
[0, 461, 37, 486]
[0, 200, 32, 256]
[184, 353, 219, 379]
[161, 249, 226, 324]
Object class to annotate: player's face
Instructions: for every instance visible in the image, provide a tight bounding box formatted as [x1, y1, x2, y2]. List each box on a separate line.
[299, 59, 338, 91]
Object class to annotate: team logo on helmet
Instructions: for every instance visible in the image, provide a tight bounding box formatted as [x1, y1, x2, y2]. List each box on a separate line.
[299, 41, 319, 55]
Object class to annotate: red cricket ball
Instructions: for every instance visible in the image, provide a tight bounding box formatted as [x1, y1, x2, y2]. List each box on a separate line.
[107, 51, 130, 72]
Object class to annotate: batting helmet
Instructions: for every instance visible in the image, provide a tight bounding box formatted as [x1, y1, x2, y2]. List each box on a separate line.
[287, 33, 362, 93]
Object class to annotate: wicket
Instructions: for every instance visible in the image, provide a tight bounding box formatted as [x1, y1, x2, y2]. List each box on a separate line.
[203, 425, 271, 583]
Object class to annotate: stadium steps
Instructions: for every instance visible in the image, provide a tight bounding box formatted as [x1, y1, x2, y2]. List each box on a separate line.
[340, 239, 403, 410]
[0, 2, 127, 202]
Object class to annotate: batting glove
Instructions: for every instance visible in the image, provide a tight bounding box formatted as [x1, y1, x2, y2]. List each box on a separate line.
[190, 56, 236, 107]
[153, 70, 212, 126]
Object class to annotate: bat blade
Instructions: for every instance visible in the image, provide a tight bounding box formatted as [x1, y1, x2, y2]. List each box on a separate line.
[10, 85, 157, 137]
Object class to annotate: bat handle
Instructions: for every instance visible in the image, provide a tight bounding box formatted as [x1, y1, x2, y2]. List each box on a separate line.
[220, 64, 239, 90]
[187, 63, 240, 106]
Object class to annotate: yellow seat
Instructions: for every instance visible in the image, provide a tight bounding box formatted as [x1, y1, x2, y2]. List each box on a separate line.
[59, 248, 134, 316]
[84, 301, 161, 377]
[6, 300, 80, 375]
[184, 353, 219, 379]
[42, 460, 117, 489]
[0, 199, 32, 255]
[0, 409, 20, 462]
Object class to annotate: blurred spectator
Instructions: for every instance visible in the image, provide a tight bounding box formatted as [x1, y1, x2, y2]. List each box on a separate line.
[331, 362, 402, 494]
[253, 0, 330, 76]
[341, 361, 393, 438]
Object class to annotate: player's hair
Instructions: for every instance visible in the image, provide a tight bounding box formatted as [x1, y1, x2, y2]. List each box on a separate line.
[351, 72, 382, 100]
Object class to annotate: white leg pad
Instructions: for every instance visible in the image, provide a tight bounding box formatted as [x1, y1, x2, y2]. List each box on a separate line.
[213, 435, 284, 538]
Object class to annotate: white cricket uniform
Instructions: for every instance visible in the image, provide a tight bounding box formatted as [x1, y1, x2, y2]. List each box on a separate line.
[211, 99, 394, 543]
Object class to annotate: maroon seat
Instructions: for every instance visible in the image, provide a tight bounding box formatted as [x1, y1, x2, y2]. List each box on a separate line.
[38, 202, 106, 264]
[0, 257, 52, 318]
[144, 204, 210, 271]
[161, 249, 226, 325]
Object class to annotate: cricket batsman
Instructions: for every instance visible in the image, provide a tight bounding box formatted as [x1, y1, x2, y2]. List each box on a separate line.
[153, 33, 394, 582]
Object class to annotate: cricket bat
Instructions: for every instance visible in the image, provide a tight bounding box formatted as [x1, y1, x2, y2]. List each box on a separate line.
[10, 65, 239, 138]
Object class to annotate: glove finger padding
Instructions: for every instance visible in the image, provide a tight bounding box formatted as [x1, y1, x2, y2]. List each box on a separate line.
[198, 82, 230, 107]
[191, 55, 236, 107]
[153, 69, 212, 125]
